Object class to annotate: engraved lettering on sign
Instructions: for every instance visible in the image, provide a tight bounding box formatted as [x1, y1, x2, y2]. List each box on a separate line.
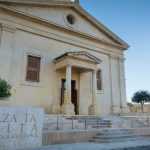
[0, 113, 17, 122]
[0, 113, 39, 139]
[30, 123, 38, 137]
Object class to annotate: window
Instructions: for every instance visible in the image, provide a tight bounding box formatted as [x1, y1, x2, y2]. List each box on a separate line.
[26, 55, 41, 82]
[66, 14, 75, 25]
[96, 70, 102, 91]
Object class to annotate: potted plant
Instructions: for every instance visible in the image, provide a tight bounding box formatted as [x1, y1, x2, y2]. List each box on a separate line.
[0, 78, 11, 99]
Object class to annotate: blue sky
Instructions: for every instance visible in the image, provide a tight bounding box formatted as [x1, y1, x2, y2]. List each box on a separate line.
[80, 0, 150, 102]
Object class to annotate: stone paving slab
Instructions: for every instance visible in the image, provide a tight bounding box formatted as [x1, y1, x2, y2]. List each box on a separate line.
[19, 139, 150, 150]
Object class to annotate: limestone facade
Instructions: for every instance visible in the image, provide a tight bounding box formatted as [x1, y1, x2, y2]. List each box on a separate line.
[0, 0, 129, 115]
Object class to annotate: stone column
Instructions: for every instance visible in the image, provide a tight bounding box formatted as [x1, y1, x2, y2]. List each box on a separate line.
[89, 70, 97, 115]
[66, 64, 72, 104]
[62, 65, 75, 115]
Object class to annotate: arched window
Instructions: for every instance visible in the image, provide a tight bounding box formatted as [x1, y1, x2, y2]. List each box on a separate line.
[96, 70, 102, 91]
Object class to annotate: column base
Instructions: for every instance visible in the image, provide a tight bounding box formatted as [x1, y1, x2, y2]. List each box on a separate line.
[120, 106, 130, 114]
[61, 103, 75, 115]
[51, 104, 61, 114]
[112, 105, 121, 114]
[88, 104, 96, 115]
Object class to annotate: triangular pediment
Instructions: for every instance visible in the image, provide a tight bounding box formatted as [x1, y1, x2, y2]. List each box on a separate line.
[54, 51, 102, 64]
[0, 0, 129, 49]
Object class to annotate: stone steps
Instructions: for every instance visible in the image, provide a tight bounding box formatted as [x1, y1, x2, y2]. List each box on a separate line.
[96, 129, 133, 134]
[43, 115, 112, 131]
[89, 129, 146, 143]
[89, 137, 145, 143]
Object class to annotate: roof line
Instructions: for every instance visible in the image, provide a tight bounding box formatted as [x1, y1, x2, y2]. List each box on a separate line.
[0, 1, 129, 50]
[74, 5, 129, 49]
[0, 0, 75, 5]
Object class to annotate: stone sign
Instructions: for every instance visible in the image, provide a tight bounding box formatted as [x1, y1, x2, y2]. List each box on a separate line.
[0, 107, 44, 150]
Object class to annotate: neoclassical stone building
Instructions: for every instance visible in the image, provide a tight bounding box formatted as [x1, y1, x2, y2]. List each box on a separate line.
[0, 0, 129, 115]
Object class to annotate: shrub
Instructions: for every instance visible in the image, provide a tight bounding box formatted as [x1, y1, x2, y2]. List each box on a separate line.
[0, 78, 11, 98]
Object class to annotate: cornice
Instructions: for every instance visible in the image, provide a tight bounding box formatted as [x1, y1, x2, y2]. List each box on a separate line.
[0, 20, 125, 60]
[0, 0, 75, 6]
[0, 4, 127, 50]
[0, 1, 129, 50]
[73, 5, 129, 50]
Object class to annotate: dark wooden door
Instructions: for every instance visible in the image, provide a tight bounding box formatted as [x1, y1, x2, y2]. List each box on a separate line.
[61, 79, 78, 115]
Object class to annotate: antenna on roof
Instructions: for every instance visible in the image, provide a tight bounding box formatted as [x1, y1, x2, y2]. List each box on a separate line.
[74, 0, 80, 4]
[71, 0, 80, 4]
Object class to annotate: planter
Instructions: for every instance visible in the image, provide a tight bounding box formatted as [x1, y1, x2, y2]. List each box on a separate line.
[0, 97, 10, 101]
[0, 97, 11, 107]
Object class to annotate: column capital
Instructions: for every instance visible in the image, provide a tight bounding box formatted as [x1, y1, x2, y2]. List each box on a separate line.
[66, 64, 72, 68]
[92, 69, 97, 72]
[0, 23, 16, 33]
[108, 54, 125, 62]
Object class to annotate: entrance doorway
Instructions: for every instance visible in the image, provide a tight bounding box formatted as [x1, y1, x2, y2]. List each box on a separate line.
[61, 79, 78, 115]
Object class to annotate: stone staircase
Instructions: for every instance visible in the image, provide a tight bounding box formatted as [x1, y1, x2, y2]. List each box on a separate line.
[42, 115, 150, 146]
[43, 115, 112, 131]
[89, 128, 147, 143]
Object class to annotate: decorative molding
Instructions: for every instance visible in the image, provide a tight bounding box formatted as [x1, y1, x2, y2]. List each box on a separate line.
[1, 19, 124, 61]
[0, 18, 124, 60]
[74, 5, 129, 49]
[0, 0, 75, 6]
[0, 0, 129, 49]
[0, 5, 126, 61]
[0, 3, 128, 50]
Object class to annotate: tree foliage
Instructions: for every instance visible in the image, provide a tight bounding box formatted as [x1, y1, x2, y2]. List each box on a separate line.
[0, 78, 11, 98]
[132, 90, 150, 112]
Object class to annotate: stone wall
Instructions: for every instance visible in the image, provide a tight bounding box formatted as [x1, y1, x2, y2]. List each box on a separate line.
[128, 103, 150, 113]
[0, 107, 44, 150]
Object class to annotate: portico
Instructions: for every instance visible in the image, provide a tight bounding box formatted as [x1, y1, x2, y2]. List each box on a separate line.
[54, 51, 101, 115]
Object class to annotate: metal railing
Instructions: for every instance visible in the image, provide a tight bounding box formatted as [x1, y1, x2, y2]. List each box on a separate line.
[44, 115, 150, 131]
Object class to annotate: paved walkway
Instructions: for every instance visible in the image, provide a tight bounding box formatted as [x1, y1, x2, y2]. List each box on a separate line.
[21, 139, 150, 150]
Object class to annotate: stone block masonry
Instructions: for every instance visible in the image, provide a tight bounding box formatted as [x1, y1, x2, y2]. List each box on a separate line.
[0, 107, 44, 150]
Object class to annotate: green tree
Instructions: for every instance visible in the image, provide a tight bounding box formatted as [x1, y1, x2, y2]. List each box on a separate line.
[0, 78, 11, 98]
[132, 91, 150, 112]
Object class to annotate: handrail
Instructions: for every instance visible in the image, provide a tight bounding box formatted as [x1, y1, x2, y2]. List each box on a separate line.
[44, 115, 112, 131]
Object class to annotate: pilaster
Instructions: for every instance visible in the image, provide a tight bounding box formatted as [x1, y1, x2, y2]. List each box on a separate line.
[118, 57, 129, 113]
[108, 54, 127, 114]
[0, 23, 16, 81]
